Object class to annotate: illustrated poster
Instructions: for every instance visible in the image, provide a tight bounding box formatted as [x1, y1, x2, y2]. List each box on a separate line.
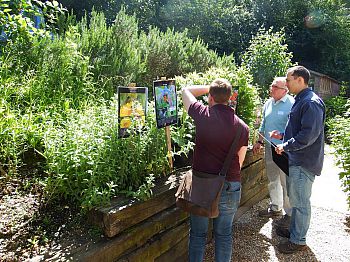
[153, 79, 178, 129]
[118, 86, 148, 138]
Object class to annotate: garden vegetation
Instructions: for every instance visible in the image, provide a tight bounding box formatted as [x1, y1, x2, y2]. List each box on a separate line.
[1, 0, 350, 211]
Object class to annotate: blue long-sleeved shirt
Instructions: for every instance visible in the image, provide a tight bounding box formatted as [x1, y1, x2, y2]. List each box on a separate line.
[282, 88, 326, 176]
[259, 94, 294, 145]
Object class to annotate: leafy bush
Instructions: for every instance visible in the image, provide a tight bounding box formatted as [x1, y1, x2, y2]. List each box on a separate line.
[76, 9, 145, 97]
[0, 60, 47, 171]
[0, 0, 66, 57]
[43, 99, 169, 210]
[67, 10, 232, 94]
[137, 27, 235, 87]
[327, 101, 350, 207]
[241, 28, 294, 99]
[324, 84, 349, 119]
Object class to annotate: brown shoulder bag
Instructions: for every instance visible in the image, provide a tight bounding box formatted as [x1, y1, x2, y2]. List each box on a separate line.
[175, 125, 243, 218]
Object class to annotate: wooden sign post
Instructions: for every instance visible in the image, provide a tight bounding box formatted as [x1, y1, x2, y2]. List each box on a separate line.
[160, 77, 173, 170]
[165, 125, 173, 169]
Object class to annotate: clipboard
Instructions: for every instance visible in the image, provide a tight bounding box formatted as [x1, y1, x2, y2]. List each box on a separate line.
[260, 135, 289, 176]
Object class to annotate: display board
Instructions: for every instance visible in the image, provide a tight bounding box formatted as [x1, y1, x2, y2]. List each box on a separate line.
[118, 86, 148, 138]
[153, 79, 178, 128]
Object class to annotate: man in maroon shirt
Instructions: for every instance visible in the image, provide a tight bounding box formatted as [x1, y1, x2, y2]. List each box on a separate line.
[182, 78, 249, 262]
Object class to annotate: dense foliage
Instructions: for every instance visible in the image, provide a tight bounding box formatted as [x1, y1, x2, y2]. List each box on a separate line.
[0, 6, 259, 210]
[5, 0, 349, 210]
[43, 101, 170, 209]
[241, 28, 294, 99]
[327, 99, 350, 205]
[58, 0, 350, 86]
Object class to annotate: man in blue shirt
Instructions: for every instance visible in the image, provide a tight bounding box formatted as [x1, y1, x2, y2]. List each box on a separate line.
[253, 77, 294, 228]
[272, 66, 325, 254]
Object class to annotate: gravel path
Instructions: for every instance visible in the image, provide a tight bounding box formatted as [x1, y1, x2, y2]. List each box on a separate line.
[204, 199, 349, 262]
[204, 145, 350, 261]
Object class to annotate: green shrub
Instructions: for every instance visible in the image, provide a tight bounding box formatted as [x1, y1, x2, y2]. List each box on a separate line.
[43, 99, 170, 210]
[241, 28, 294, 99]
[76, 9, 145, 97]
[137, 27, 235, 86]
[328, 102, 350, 207]
[31, 34, 97, 110]
[0, 63, 46, 171]
[324, 84, 349, 119]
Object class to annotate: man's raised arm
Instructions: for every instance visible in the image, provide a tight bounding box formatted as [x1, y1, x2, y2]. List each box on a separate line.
[181, 85, 209, 112]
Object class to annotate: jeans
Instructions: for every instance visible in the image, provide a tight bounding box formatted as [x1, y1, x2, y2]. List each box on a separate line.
[265, 146, 291, 215]
[287, 166, 315, 245]
[189, 181, 241, 262]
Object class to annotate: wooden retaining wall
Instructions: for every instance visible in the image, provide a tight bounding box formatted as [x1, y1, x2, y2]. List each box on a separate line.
[75, 149, 268, 261]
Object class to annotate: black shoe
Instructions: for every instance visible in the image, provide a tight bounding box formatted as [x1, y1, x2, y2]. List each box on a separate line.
[273, 214, 291, 228]
[276, 227, 290, 238]
[258, 208, 282, 218]
[277, 241, 307, 254]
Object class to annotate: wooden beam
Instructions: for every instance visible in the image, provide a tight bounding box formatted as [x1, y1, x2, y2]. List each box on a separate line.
[117, 221, 189, 262]
[155, 235, 188, 262]
[90, 171, 186, 237]
[76, 207, 188, 261]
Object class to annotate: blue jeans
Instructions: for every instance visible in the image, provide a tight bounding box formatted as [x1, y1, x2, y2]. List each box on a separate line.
[189, 181, 241, 262]
[287, 166, 315, 245]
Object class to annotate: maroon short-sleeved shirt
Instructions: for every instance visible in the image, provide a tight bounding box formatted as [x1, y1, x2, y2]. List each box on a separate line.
[188, 102, 249, 182]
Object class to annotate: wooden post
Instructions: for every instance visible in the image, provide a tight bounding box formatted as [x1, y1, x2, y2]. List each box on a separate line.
[165, 125, 173, 170]
[159, 77, 173, 170]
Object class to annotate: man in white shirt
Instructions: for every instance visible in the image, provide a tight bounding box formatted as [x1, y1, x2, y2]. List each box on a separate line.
[253, 77, 294, 228]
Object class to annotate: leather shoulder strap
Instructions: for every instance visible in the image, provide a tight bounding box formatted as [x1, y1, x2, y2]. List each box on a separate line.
[219, 122, 243, 177]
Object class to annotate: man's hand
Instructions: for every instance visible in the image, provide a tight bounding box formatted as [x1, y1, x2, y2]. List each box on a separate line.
[252, 142, 263, 154]
[269, 130, 283, 140]
[275, 144, 284, 155]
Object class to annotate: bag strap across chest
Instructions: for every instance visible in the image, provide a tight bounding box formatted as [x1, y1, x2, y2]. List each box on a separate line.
[219, 123, 243, 177]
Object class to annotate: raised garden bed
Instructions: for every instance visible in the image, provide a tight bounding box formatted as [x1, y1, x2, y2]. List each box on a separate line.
[73, 149, 267, 261]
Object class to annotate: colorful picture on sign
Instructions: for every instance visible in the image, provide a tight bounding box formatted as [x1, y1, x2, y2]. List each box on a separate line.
[228, 89, 238, 111]
[118, 87, 148, 138]
[153, 79, 178, 128]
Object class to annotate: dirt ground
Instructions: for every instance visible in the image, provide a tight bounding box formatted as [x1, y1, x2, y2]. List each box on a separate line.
[0, 169, 103, 261]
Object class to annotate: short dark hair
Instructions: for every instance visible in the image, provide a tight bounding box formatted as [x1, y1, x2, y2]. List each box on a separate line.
[287, 66, 310, 85]
[209, 78, 232, 103]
